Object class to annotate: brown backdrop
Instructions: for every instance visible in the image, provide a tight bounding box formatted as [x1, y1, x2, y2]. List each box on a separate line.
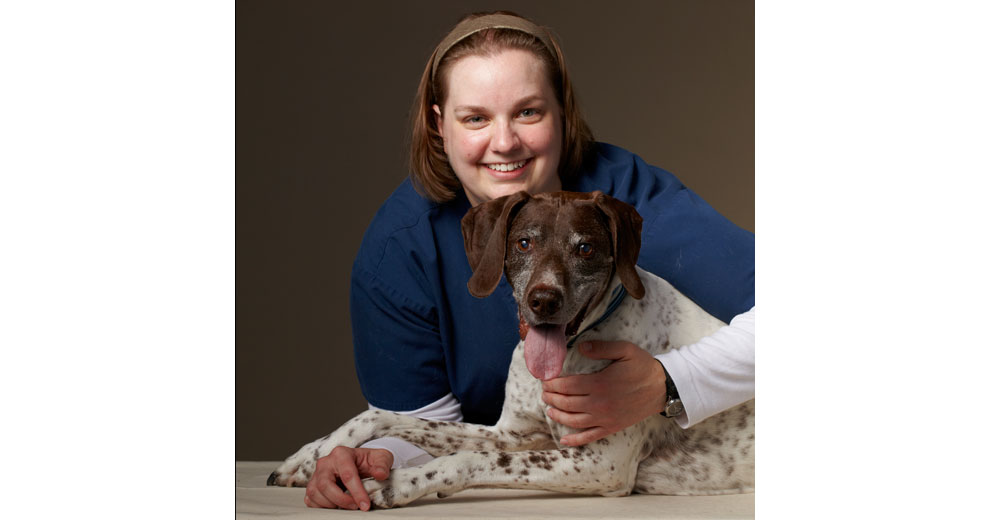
[236, 0, 753, 460]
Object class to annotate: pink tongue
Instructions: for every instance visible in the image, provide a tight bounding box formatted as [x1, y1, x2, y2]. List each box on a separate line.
[524, 324, 567, 380]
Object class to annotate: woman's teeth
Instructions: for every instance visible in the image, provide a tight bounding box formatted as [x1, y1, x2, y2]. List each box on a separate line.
[486, 160, 527, 172]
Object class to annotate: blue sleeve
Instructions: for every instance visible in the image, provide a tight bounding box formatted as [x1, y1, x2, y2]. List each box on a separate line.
[350, 266, 450, 411]
[349, 202, 453, 411]
[639, 185, 754, 323]
[576, 144, 754, 323]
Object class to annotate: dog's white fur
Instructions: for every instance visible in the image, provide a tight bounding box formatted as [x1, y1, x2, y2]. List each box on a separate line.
[270, 267, 754, 507]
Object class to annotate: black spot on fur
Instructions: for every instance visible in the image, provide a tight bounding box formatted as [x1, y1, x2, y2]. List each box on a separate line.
[497, 453, 513, 468]
[380, 486, 394, 507]
[425, 471, 437, 480]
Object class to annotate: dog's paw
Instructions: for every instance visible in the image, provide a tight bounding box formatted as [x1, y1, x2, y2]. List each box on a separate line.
[267, 455, 316, 487]
[364, 479, 398, 509]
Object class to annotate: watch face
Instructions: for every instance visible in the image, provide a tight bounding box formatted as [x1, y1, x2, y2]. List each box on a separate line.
[666, 399, 684, 417]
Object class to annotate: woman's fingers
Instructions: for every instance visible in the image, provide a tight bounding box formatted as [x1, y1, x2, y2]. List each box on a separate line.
[305, 447, 364, 510]
[304, 446, 395, 509]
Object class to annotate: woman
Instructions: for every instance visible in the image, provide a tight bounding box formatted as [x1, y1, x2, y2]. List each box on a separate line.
[304, 12, 754, 511]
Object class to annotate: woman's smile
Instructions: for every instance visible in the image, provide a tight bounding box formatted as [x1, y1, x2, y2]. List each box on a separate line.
[484, 158, 530, 177]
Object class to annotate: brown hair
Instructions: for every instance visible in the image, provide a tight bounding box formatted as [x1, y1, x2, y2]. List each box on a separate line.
[409, 11, 595, 203]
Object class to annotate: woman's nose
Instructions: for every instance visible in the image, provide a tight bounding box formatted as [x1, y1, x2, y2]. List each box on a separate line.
[490, 120, 520, 153]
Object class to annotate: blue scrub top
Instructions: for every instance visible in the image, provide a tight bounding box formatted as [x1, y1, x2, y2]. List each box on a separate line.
[349, 143, 754, 426]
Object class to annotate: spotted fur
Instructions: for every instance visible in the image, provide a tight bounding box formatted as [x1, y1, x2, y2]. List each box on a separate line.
[268, 192, 754, 507]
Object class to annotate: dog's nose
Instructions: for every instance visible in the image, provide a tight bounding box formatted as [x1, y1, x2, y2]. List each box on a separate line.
[528, 287, 562, 317]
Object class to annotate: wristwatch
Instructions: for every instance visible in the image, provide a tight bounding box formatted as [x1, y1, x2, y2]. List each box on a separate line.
[658, 361, 683, 418]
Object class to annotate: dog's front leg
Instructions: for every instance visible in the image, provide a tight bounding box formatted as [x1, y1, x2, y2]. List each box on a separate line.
[365, 441, 643, 509]
[269, 409, 554, 487]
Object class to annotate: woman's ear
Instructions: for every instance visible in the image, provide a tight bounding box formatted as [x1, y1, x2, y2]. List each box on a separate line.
[432, 104, 443, 135]
[432, 104, 446, 153]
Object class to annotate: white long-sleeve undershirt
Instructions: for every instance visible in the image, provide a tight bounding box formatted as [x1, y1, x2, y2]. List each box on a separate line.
[360, 393, 460, 469]
[655, 307, 755, 429]
[362, 307, 755, 468]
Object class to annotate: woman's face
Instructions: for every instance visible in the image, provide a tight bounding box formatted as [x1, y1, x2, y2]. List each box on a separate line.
[434, 49, 563, 206]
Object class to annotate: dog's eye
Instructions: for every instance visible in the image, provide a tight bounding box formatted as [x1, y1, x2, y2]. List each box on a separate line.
[517, 239, 532, 252]
[578, 243, 594, 257]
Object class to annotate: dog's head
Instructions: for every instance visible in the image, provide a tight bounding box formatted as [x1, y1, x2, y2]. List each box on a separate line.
[461, 191, 644, 380]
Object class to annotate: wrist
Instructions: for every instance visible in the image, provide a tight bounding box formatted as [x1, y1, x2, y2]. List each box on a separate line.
[656, 360, 683, 418]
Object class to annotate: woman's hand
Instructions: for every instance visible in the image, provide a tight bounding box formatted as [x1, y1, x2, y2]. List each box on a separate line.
[304, 446, 394, 511]
[541, 341, 667, 446]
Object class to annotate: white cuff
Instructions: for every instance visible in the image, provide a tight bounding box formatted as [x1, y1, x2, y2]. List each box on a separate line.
[655, 307, 755, 429]
[361, 392, 463, 469]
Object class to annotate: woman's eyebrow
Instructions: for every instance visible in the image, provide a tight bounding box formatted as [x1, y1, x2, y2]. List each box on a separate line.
[451, 104, 489, 114]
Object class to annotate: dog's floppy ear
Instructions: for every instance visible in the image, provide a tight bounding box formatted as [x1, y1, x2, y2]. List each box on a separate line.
[461, 191, 531, 298]
[592, 191, 645, 299]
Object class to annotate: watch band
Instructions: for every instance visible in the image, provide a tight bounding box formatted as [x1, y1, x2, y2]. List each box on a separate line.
[657, 360, 683, 418]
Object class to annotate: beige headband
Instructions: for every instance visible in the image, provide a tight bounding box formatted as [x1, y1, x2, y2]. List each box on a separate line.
[430, 14, 555, 84]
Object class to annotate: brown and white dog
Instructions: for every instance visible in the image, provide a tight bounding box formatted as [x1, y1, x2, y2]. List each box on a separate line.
[269, 191, 754, 507]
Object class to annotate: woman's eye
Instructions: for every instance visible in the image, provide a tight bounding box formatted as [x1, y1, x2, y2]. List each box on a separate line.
[519, 108, 538, 118]
[517, 239, 531, 251]
[578, 243, 593, 257]
[466, 116, 485, 124]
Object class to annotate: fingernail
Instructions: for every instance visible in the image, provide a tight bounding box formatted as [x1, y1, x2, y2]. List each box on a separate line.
[361, 501, 370, 510]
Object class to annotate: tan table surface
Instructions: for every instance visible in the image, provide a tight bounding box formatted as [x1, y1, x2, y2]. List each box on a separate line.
[237, 461, 754, 519]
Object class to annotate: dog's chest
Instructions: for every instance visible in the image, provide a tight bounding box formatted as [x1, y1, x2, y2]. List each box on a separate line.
[565, 269, 725, 368]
